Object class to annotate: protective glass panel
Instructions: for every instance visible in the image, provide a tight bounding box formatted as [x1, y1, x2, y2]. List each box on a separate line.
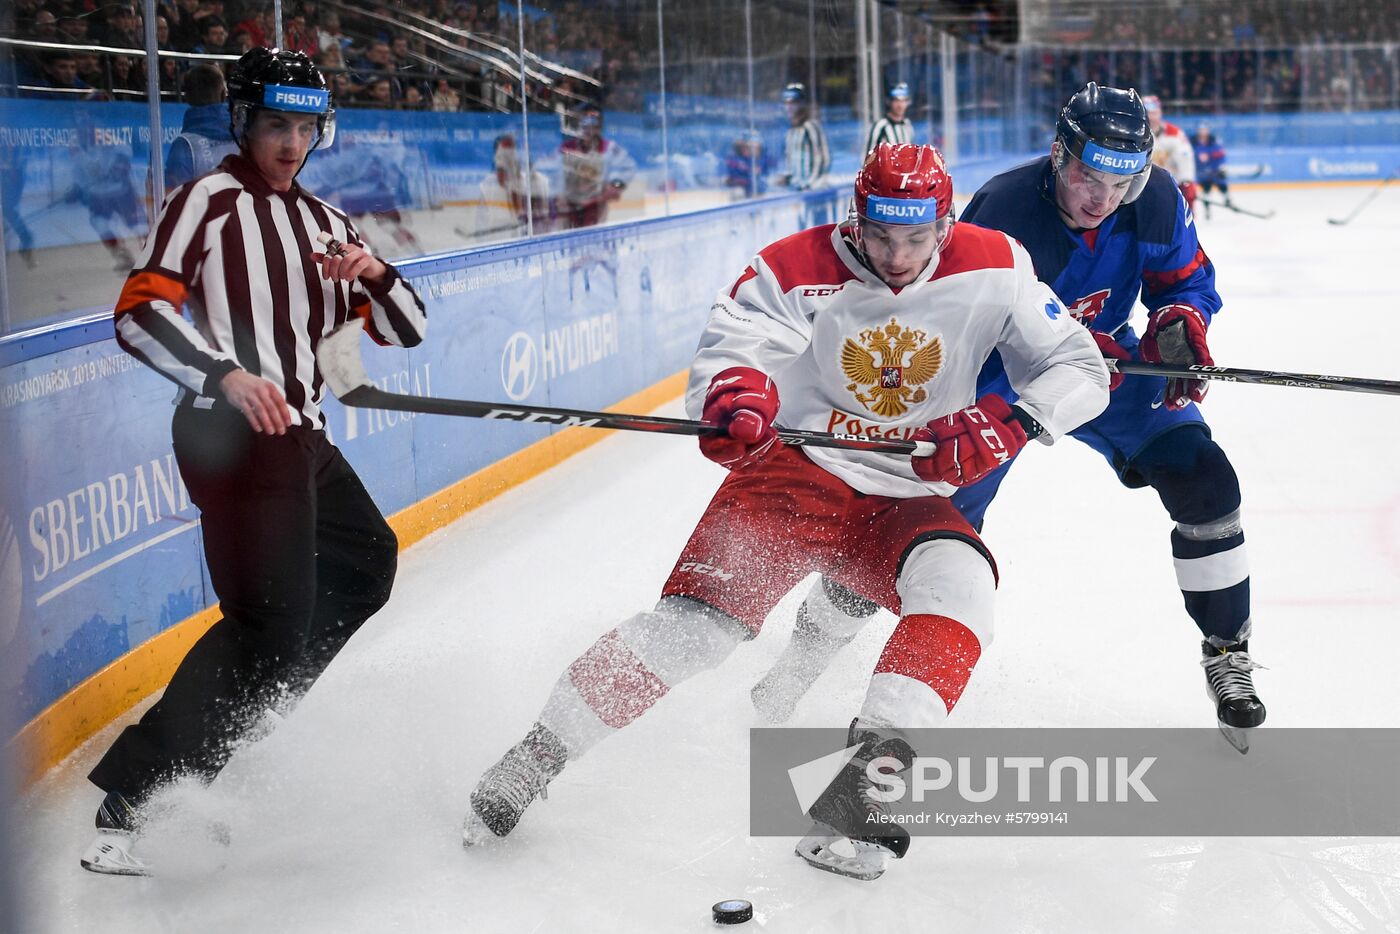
[1, 31, 158, 333]
[661, 0, 763, 205]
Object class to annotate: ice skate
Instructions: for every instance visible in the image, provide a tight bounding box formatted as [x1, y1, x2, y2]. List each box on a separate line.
[795, 721, 914, 881]
[751, 603, 857, 724]
[463, 723, 567, 846]
[1201, 640, 1266, 754]
[80, 791, 151, 876]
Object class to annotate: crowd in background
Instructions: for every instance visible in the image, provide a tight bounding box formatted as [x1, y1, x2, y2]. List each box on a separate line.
[0, 0, 596, 113]
[5, 0, 1399, 116]
[1042, 0, 1400, 48]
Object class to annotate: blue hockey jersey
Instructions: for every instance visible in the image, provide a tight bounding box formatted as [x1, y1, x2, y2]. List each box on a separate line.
[962, 157, 1220, 353]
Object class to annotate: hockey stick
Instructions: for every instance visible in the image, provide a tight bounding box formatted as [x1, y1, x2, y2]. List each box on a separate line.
[1109, 359, 1400, 396]
[1197, 197, 1275, 220]
[316, 320, 933, 455]
[1221, 164, 1264, 180]
[1326, 165, 1400, 226]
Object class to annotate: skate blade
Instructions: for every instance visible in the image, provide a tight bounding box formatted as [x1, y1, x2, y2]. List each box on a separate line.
[80, 830, 152, 877]
[1217, 720, 1252, 755]
[461, 811, 499, 848]
[794, 825, 889, 881]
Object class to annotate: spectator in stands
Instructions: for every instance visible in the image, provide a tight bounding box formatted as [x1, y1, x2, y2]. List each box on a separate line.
[402, 85, 427, 110]
[107, 55, 146, 99]
[431, 77, 460, 111]
[355, 40, 397, 84]
[282, 13, 319, 58]
[56, 14, 90, 44]
[166, 64, 237, 190]
[360, 75, 397, 108]
[155, 14, 170, 48]
[234, 5, 274, 49]
[391, 34, 434, 98]
[390, 36, 416, 73]
[166, 0, 203, 50]
[329, 70, 356, 104]
[74, 52, 108, 97]
[27, 10, 58, 42]
[229, 27, 256, 56]
[159, 54, 184, 96]
[318, 44, 346, 70]
[193, 16, 229, 55]
[29, 50, 95, 100]
[557, 107, 636, 230]
[318, 11, 352, 55]
[102, 4, 144, 49]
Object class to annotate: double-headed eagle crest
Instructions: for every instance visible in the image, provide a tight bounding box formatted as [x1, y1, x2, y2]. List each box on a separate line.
[840, 318, 943, 418]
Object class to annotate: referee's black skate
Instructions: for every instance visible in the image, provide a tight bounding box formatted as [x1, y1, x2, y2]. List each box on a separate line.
[795, 721, 914, 882]
[1201, 639, 1267, 754]
[463, 723, 567, 846]
[79, 791, 151, 876]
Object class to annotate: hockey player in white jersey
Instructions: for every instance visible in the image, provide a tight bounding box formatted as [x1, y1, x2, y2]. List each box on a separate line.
[462, 144, 1109, 880]
[1143, 95, 1198, 214]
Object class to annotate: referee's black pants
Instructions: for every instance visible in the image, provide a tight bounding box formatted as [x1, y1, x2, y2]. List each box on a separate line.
[89, 405, 398, 798]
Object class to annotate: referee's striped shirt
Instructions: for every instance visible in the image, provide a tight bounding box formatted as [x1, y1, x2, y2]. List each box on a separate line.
[783, 118, 831, 190]
[114, 154, 427, 429]
[864, 117, 915, 154]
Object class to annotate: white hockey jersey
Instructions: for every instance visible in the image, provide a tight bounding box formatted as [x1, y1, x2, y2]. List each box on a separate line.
[686, 222, 1110, 499]
[1152, 122, 1196, 184]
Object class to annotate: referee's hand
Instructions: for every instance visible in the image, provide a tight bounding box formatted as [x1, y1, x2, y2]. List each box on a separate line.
[220, 370, 292, 435]
[313, 240, 388, 287]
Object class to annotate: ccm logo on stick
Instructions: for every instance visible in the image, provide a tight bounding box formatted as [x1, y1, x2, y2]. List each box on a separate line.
[483, 409, 601, 428]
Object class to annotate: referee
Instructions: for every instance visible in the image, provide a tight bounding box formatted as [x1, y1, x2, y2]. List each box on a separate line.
[779, 82, 831, 191]
[81, 47, 427, 876]
[865, 82, 916, 154]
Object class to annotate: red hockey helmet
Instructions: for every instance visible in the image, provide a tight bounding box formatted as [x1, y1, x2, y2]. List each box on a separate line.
[853, 143, 953, 226]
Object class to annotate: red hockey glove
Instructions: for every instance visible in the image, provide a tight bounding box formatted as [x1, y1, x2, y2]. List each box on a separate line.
[911, 394, 1029, 488]
[699, 366, 781, 469]
[1139, 303, 1213, 409]
[1092, 330, 1131, 391]
[1179, 181, 1199, 212]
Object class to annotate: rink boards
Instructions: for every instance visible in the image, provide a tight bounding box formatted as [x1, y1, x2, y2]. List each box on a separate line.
[0, 188, 846, 783]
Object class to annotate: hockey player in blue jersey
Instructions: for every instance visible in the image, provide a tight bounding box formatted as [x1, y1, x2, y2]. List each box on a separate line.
[752, 83, 1265, 752]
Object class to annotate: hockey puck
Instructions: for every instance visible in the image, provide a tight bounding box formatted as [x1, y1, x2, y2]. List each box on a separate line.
[712, 899, 753, 925]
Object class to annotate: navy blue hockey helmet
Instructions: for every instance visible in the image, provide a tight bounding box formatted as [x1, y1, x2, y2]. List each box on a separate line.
[781, 82, 808, 104]
[1054, 82, 1153, 203]
[227, 47, 337, 153]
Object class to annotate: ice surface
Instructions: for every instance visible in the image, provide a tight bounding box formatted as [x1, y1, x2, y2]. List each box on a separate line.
[18, 186, 1400, 933]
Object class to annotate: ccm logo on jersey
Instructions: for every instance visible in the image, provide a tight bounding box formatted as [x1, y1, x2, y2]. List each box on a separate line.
[802, 285, 846, 297]
[1066, 288, 1111, 325]
[676, 561, 734, 581]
